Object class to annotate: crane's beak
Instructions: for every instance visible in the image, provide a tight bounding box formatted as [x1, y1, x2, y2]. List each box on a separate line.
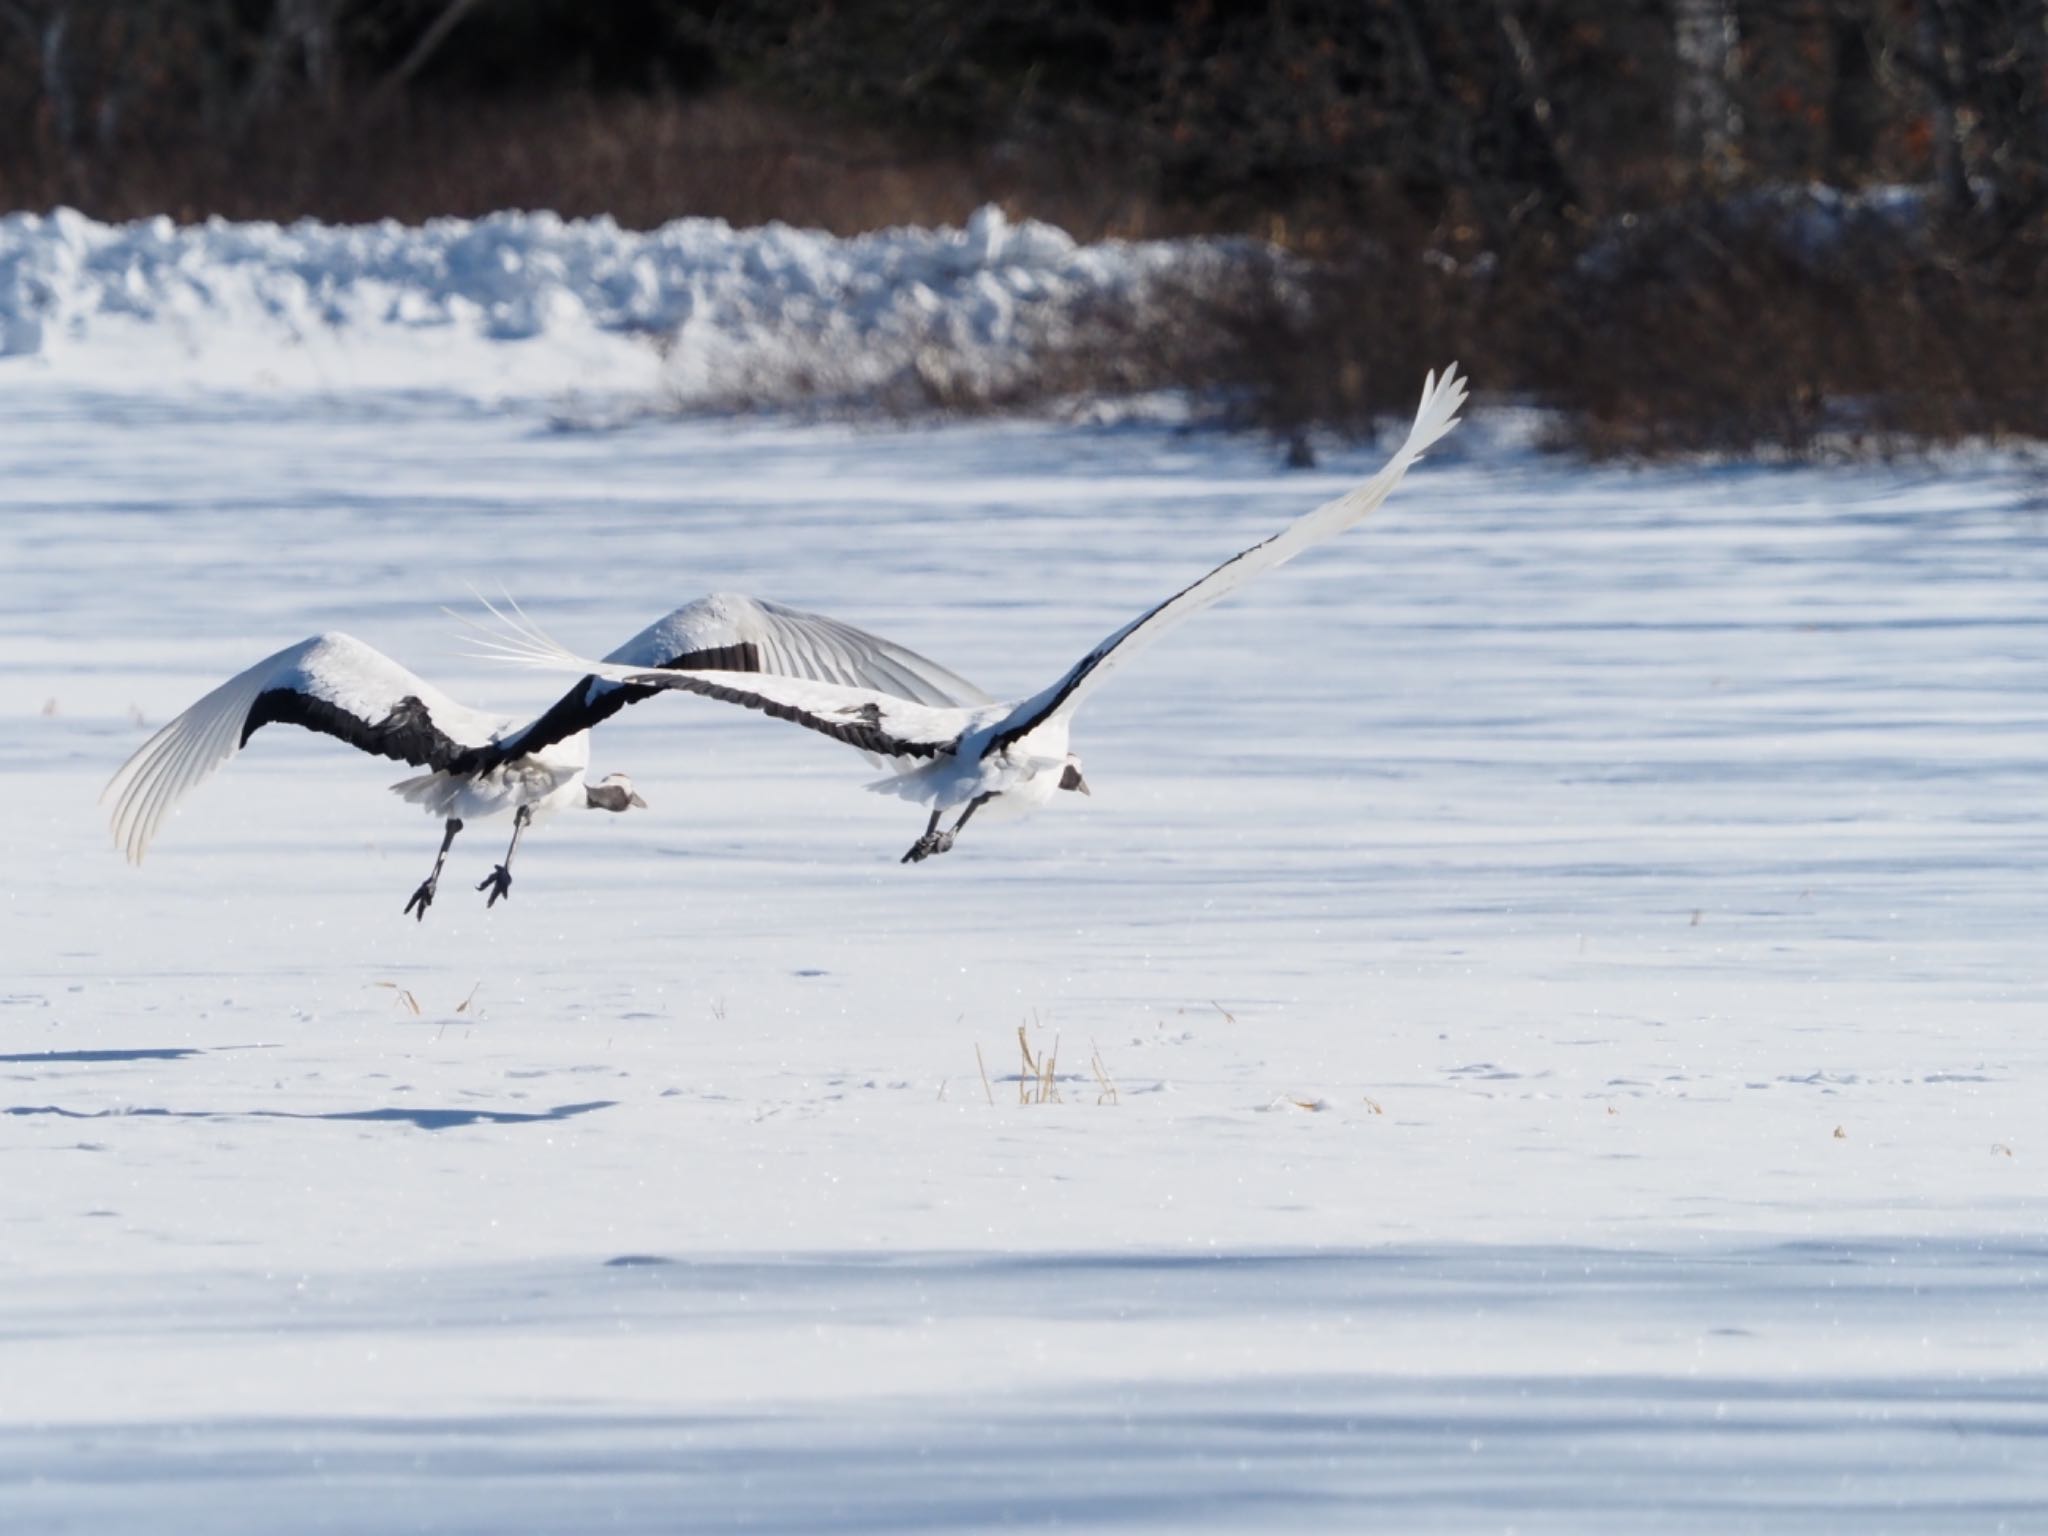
[629, 790, 648, 809]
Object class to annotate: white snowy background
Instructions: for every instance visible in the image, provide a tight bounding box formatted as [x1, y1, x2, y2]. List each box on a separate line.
[2, 210, 2045, 1532]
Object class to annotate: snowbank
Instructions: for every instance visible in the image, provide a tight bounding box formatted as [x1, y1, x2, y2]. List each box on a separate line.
[0, 205, 1232, 402]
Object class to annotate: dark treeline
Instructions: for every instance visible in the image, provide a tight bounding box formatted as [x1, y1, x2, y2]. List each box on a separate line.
[2, 0, 2044, 452]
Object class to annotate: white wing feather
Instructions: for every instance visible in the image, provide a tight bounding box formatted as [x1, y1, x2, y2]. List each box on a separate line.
[990, 364, 1467, 748]
[601, 592, 992, 708]
[102, 633, 506, 864]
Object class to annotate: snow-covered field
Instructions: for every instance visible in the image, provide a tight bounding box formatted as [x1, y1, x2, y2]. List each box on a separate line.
[3, 214, 2047, 1531]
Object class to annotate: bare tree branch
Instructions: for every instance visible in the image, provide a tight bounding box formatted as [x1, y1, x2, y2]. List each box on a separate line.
[365, 0, 486, 113]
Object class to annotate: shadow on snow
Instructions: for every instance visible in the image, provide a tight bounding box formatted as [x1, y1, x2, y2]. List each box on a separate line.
[1, 1100, 616, 1131]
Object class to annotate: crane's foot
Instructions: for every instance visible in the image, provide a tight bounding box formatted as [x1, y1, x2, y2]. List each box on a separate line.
[477, 866, 514, 907]
[901, 830, 955, 864]
[402, 877, 439, 922]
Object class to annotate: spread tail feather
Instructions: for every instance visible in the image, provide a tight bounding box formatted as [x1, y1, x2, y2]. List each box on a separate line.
[391, 770, 464, 816]
[865, 769, 944, 804]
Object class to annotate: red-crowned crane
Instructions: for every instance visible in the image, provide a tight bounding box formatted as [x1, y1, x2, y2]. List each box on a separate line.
[104, 593, 989, 915]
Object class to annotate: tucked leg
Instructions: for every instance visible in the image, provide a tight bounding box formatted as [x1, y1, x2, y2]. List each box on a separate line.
[402, 818, 463, 922]
[477, 805, 532, 908]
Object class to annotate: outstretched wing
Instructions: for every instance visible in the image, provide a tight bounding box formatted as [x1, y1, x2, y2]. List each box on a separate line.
[467, 619, 973, 769]
[102, 633, 509, 864]
[614, 593, 991, 705]
[606, 669, 968, 764]
[476, 592, 990, 765]
[986, 364, 1467, 755]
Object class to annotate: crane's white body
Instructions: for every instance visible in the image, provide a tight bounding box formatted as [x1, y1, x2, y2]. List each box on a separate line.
[865, 710, 1073, 814]
[390, 734, 594, 822]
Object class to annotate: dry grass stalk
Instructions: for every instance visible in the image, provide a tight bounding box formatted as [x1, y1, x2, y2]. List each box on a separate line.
[1089, 1043, 1119, 1106]
[974, 1031, 1121, 1108]
[1015, 1024, 1036, 1105]
[373, 981, 422, 1015]
[1015, 1023, 1062, 1105]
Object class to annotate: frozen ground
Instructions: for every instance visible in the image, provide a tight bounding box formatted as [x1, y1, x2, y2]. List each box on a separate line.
[2, 376, 2046, 1531]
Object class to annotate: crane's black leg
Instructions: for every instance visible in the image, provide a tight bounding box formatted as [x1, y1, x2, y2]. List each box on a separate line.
[901, 794, 995, 864]
[403, 818, 463, 922]
[477, 805, 531, 908]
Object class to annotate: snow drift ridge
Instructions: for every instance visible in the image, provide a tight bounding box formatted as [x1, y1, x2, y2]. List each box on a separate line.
[0, 204, 1235, 402]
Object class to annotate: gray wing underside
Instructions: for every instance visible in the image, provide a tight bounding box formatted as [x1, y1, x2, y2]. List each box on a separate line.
[604, 592, 992, 708]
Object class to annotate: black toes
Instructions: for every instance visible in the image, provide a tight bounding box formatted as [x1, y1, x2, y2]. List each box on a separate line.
[900, 832, 955, 865]
[477, 867, 513, 907]
[403, 882, 437, 921]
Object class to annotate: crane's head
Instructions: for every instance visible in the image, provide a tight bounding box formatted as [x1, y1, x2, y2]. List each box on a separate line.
[585, 771, 649, 813]
[1058, 755, 1090, 796]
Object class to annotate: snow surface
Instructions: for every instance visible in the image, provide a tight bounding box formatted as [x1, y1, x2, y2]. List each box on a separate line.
[2, 217, 2047, 1529]
[0, 205, 1225, 404]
